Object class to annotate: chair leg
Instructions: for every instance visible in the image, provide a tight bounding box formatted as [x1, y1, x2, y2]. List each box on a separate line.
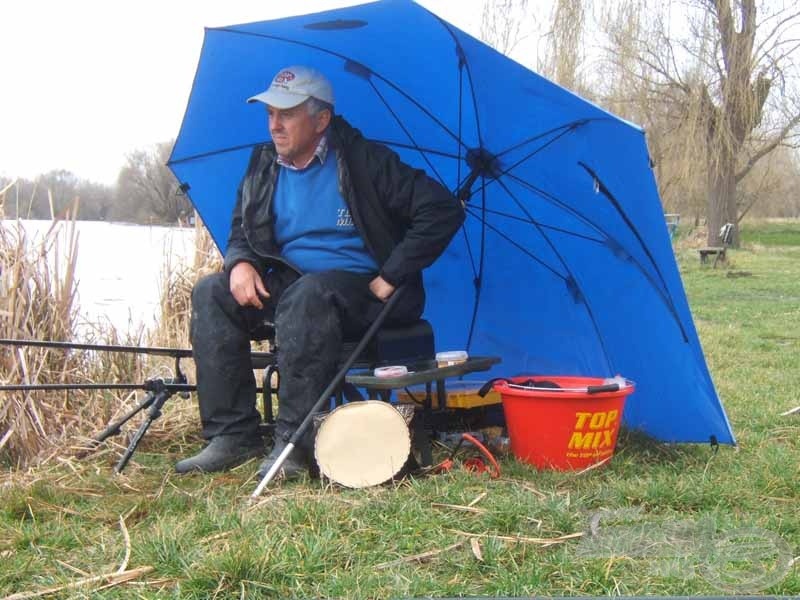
[411, 413, 433, 467]
[262, 365, 278, 424]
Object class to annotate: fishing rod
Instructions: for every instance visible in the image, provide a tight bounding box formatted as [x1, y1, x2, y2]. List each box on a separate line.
[0, 338, 277, 473]
[0, 336, 274, 398]
[0, 337, 274, 371]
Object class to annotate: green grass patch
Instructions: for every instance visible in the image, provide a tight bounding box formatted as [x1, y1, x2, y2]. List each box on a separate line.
[740, 220, 800, 246]
[2, 220, 799, 598]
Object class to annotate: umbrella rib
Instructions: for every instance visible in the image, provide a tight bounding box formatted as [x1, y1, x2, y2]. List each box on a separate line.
[459, 223, 480, 283]
[503, 171, 689, 342]
[495, 126, 577, 180]
[208, 27, 467, 150]
[364, 79, 447, 186]
[494, 119, 590, 160]
[502, 172, 604, 233]
[464, 177, 490, 350]
[494, 177, 615, 372]
[169, 142, 460, 172]
[168, 141, 264, 166]
[478, 207, 606, 244]
[381, 5, 487, 352]
[463, 207, 566, 281]
[418, 7, 487, 160]
[457, 54, 464, 201]
[456, 123, 576, 202]
[369, 141, 460, 159]
[578, 162, 689, 342]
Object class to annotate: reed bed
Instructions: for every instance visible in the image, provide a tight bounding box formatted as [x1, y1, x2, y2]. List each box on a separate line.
[0, 193, 89, 466]
[0, 181, 222, 469]
[151, 215, 222, 351]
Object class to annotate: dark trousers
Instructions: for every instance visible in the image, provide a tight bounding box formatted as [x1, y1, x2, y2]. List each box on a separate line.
[189, 269, 423, 449]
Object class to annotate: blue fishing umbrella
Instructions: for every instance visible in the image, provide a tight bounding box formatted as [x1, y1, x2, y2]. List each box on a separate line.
[168, 0, 735, 445]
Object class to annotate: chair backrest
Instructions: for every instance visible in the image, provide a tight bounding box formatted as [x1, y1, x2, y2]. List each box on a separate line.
[719, 222, 734, 246]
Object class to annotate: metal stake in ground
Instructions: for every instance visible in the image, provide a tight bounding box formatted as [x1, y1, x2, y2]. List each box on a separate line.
[251, 286, 406, 499]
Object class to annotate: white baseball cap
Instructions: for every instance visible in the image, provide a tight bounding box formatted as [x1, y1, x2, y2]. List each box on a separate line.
[247, 65, 334, 109]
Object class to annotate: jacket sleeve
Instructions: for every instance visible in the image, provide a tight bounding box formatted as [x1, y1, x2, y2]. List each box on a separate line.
[369, 144, 465, 286]
[222, 151, 267, 275]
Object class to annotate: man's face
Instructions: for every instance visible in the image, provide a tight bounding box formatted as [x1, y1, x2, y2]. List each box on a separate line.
[267, 101, 329, 166]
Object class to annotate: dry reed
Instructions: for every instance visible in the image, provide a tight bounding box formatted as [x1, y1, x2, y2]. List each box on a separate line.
[0, 191, 86, 466]
[0, 178, 222, 468]
[150, 213, 222, 350]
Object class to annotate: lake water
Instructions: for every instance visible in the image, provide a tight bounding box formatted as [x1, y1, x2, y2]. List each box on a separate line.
[3, 220, 197, 337]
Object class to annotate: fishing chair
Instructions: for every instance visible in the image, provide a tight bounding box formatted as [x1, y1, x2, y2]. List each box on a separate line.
[250, 319, 435, 427]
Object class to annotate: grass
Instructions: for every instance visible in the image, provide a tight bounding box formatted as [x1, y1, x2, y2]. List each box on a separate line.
[1, 219, 799, 598]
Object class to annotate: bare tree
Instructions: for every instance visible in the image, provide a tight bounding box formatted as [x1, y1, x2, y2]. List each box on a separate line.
[38, 170, 79, 218]
[480, 0, 534, 56]
[600, 2, 709, 223]
[76, 181, 115, 221]
[601, 0, 800, 245]
[116, 141, 190, 225]
[738, 144, 800, 218]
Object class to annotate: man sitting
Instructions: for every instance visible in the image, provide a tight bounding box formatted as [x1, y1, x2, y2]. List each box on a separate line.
[176, 65, 464, 478]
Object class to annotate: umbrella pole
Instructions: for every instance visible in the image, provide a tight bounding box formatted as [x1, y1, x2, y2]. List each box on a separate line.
[251, 285, 406, 499]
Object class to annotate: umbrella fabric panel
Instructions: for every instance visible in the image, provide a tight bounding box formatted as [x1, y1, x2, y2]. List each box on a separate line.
[171, 30, 276, 163]
[425, 117, 733, 443]
[173, 1, 481, 164]
[169, 150, 252, 251]
[556, 234, 730, 443]
[426, 207, 614, 378]
[429, 209, 733, 443]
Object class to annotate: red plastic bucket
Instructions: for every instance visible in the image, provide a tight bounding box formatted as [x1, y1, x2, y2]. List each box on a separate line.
[494, 375, 634, 470]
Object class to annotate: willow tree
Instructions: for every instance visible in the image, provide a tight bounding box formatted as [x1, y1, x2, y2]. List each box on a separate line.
[605, 0, 800, 246]
[542, 0, 589, 93]
[700, 1, 800, 245]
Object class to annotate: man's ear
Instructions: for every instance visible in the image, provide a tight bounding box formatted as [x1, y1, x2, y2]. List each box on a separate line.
[315, 108, 332, 133]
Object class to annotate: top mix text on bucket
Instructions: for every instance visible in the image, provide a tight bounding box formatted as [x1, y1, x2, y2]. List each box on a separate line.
[567, 409, 619, 457]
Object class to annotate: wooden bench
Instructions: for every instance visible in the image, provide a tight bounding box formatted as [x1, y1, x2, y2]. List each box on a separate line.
[699, 222, 734, 268]
[698, 246, 727, 267]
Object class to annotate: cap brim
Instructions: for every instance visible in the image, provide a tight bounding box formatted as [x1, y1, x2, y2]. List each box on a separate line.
[246, 89, 309, 109]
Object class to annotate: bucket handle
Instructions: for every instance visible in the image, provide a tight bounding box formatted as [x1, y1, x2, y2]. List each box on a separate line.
[478, 377, 621, 397]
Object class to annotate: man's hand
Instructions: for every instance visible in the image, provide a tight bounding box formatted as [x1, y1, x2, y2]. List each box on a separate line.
[229, 262, 270, 309]
[369, 275, 396, 302]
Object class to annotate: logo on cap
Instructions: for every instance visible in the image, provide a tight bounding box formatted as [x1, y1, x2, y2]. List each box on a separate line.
[274, 70, 296, 84]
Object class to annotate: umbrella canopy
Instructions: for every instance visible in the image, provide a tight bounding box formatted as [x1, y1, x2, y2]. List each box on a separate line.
[168, 0, 734, 445]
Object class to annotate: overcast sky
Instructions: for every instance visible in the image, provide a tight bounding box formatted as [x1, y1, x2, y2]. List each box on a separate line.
[0, 1, 483, 185]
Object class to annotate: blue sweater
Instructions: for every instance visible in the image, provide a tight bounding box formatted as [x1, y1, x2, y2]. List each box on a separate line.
[273, 151, 378, 274]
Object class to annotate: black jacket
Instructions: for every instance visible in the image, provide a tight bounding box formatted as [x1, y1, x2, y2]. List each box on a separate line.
[223, 115, 464, 306]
